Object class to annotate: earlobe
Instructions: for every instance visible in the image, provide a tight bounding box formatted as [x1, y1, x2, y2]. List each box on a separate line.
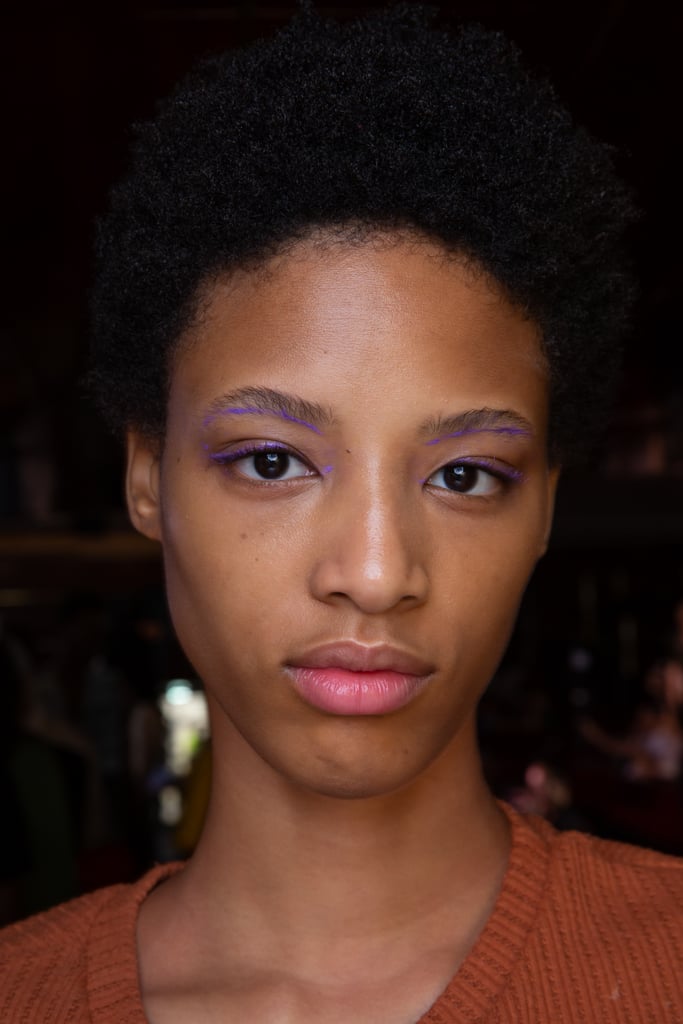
[126, 431, 162, 541]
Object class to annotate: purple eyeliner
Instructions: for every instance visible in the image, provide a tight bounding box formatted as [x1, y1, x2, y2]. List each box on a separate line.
[208, 443, 331, 477]
[419, 457, 524, 486]
[463, 457, 524, 482]
[209, 441, 284, 464]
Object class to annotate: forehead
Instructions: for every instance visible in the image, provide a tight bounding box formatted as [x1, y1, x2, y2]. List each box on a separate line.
[172, 233, 549, 439]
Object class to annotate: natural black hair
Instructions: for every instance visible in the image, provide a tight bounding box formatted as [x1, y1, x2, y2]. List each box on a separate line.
[89, 2, 635, 464]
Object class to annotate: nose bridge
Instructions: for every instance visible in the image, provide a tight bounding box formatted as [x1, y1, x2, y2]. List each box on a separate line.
[355, 476, 393, 582]
[310, 462, 428, 612]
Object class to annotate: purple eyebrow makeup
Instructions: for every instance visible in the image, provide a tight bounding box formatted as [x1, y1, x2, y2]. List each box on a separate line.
[425, 426, 531, 446]
[202, 405, 322, 434]
[419, 419, 531, 487]
[202, 398, 528, 484]
[201, 391, 335, 475]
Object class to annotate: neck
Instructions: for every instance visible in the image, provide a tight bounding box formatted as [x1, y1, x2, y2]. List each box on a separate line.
[168, 711, 509, 971]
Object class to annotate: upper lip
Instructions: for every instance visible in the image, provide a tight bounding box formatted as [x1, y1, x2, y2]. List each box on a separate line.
[287, 641, 434, 676]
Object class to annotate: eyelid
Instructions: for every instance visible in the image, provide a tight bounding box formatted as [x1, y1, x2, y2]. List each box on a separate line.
[425, 455, 524, 494]
[447, 455, 524, 482]
[209, 440, 294, 463]
[209, 440, 317, 480]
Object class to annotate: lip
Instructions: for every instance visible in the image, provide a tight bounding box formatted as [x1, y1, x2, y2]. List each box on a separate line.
[286, 642, 435, 716]
[289, 641, 434, 675]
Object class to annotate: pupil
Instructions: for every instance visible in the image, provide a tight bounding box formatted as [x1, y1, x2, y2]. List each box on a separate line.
[443, 464, 476, 491]
[255, 451, 289, 479]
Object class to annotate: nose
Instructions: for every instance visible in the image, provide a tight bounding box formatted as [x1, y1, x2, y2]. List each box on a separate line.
[308, 476, 429, 614]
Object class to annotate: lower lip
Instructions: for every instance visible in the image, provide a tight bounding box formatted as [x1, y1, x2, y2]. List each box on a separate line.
[287, 667, 430, 716]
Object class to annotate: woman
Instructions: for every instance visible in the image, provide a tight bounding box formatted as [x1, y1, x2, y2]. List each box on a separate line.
[2, 5, 681, 1021]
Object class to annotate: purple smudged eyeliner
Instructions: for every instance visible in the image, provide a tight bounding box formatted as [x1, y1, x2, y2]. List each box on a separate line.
[203, 405, 322, 434]
[470, 458, 524, 482]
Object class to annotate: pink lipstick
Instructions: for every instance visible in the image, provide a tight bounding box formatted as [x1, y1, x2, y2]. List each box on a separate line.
[286, 642, 433, 716]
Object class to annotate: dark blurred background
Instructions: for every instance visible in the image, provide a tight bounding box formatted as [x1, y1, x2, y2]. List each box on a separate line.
[1, 0, 682, 924]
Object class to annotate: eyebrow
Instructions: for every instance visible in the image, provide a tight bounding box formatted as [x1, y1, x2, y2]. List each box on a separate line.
[202, 389, 533, 442]
[202, 386, 336, 434]
[421, 407, 534, 443]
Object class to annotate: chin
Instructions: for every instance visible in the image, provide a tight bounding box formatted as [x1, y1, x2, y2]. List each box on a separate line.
[281, 743, 441, 802]
[303, 774, 406, 801]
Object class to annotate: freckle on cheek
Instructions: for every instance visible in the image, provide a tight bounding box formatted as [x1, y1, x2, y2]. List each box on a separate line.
[240, 532, 247, 540]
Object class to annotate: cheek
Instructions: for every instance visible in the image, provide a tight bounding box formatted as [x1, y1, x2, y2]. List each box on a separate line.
[158, 473, 304, 668]
[440, 493, 544, 585]
[436, 515, 544, 668]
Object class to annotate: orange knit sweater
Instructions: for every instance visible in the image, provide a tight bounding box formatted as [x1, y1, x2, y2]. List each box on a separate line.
[1, 804, 682, 1022]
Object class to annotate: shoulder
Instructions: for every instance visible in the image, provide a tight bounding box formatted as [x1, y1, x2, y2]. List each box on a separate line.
[549, 819, 683, 904]
[498, 806, 683, 1017]
[0, 862, 183, 1023]
[551, 823, 683, 961]
[0, 884, 126, 1020]
[509, 801, 683, 884]
[505, 802, 681, 918]
[510, 807, 683, 979]
[515, 805, 683, 908]
[0, 881, 127, 956]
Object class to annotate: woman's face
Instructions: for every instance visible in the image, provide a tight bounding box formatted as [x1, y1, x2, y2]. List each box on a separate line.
[127, 234, 558, 798]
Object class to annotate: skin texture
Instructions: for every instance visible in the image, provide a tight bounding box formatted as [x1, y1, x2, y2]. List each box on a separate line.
[129, 234, 559, 1023]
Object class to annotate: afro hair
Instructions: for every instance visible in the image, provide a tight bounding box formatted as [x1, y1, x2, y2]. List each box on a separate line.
[89, 3, 636, 464]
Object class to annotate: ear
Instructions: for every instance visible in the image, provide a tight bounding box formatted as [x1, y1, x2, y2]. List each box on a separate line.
[538, 464, 561, 558]
[125, 430, 162, 541]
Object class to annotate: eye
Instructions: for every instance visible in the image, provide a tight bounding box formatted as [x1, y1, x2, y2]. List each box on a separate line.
[212, 444, 315, 482]
[243, 449, 312, 481]
[427, 460, 517, 496]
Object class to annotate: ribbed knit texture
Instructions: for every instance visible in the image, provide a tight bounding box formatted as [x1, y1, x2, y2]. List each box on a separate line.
[1, 804, 682, 1022]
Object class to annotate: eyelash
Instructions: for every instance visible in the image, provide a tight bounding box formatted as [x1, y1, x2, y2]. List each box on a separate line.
[424, 457, 523, 498]
[210, 442, 315, 482]
[434, 457, 523, 484]
[210, 443, 523, 494]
